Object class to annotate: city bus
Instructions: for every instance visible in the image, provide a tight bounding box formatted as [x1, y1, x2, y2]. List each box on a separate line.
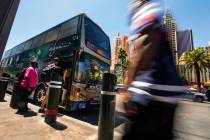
[1, 14, 111, 111]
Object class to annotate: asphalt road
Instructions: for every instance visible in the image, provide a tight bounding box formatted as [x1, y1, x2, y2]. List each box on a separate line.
[59, 105, 100, 125]
[174, 101, 210, 140]
[61, 98, 210, 140]
[59, 104, 124, 126]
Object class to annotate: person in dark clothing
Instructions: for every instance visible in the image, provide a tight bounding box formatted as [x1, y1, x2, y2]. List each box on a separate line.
[16, 68, 26, 82]
[121, 0, 187, 139]
[17, 61, 38, 113]
[61, 69, 71, 106]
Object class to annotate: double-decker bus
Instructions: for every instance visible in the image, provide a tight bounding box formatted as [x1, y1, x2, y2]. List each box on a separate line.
[1, 14, 111, 111]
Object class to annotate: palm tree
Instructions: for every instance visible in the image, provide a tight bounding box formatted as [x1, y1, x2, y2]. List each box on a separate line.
[180, 48, 210, 89]
[117, 48, 129, 83]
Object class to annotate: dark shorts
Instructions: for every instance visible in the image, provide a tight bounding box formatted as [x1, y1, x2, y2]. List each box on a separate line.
[123, 100, 177, 140]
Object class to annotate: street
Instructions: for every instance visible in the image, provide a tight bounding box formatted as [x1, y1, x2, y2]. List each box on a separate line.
[174, 101, 210, 140]
[1, 94, 210, 140]
[65, 94, 210, 140]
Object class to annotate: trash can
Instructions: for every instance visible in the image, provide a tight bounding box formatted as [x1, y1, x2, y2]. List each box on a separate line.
[10, 79, 21, 108]
[0, 77, 9, 101]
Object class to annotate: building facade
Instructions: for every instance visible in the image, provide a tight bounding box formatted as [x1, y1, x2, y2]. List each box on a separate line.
[0, 0, 20, 60]
[179, 46, 210, 87]
[111, 33, 129, 71]
[164, 10, 178, 64]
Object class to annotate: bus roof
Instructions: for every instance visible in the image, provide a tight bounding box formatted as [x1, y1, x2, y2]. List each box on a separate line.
[3, 13, 109, 59]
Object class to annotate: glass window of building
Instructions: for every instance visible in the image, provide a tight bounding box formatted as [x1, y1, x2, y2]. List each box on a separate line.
[58, 17, 79, 40]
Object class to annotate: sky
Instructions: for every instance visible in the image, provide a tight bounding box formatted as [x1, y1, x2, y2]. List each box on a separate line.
[5, 0, 210, 51]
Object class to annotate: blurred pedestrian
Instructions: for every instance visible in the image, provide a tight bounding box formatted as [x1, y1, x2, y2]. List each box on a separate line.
[17, 60, 38, 113]
[122, 0, 186, 139]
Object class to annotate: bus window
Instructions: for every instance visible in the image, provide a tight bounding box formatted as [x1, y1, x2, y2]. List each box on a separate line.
[11, 43, 25, 56]
[31, 33, 46, 49]
[3, 49, 12, 59]
[9, 57, 13, 65]
[85, 17, 111, 59]
[58, 17, 79, 40]
[44, 26, 60, 44]
[23, 40, 33, 51]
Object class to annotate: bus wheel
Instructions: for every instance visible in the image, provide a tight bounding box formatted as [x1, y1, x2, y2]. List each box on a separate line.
[34, 85, 46, 106]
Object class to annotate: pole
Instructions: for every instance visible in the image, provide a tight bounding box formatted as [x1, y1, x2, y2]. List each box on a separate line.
[10, 78, 20, 108]
[0, 77, 9, 101]
[98, 73, 116, 140]
[45, 72, 62, 124]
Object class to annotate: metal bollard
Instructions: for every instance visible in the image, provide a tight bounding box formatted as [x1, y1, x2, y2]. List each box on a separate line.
[45, 72, 62, 124]
[0, 77, 9, 101]
[98, 73, 116, 140]
[10, 78, 21, 108]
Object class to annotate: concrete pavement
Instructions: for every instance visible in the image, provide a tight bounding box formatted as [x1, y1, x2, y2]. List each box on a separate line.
[1, 93, 210, 140]
[0, 95, 123, 140]
[0, 95, 99, 140]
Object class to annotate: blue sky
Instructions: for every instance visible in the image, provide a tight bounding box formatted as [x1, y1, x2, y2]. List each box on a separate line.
[5, 0, 210, 51]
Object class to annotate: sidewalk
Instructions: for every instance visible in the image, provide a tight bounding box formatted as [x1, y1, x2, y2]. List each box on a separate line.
[0, 95, 99, 140]
[1, 94, 210, 140]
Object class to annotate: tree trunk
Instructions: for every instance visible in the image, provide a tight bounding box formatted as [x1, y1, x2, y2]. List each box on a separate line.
[195, 63, 201, 89]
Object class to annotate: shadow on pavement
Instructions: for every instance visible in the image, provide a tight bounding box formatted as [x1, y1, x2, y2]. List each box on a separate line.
[65, 107, 99, 126]
[0, 99, 7, 102]
[48, 122, 67, 130]
[24, 111, 38, 117]
[15, 110, 38, 117]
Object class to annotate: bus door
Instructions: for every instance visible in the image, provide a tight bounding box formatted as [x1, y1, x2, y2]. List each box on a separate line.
[59, 57, 73, 106]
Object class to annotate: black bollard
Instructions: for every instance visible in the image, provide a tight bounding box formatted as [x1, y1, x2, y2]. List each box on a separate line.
[45, 72, 62, 124]
[10, 78, 21, 108]
[98, 73, 117, 140]
[0, 77, 9, 101]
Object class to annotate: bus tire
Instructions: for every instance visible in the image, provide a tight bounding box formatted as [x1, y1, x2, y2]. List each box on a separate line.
[34, 85, 46, 106]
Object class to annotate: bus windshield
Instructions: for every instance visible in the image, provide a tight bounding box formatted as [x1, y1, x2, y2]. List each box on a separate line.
[74, 53, 109, 84]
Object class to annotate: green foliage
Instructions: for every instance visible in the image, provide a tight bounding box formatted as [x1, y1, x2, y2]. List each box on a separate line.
[180, 48, 210, 88]
[117, 75, 123, 84]
[117, 48, 129, 83]
[180, 49, 210, 70]
[118, 48, 128, 71]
